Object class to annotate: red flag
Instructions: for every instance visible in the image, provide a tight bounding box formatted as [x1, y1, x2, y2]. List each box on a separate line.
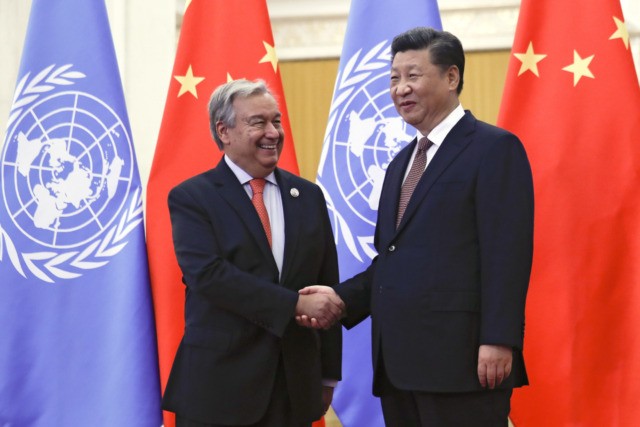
[498, 0, 640, 425]
[146, 1, 306, 426]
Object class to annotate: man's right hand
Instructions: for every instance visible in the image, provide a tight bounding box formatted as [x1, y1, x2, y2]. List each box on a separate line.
[295, 286, 344, 329]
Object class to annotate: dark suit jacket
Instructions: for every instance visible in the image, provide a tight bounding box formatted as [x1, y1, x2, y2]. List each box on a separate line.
[335, 111, 533, 395]
[162, 158, 341, 425]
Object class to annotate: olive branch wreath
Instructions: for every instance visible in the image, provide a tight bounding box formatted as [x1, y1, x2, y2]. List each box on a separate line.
[6, 64, 85, 131]
[1, 64, 144, 283]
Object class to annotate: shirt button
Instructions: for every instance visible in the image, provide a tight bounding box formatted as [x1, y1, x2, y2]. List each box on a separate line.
[388, 245, 396, 252]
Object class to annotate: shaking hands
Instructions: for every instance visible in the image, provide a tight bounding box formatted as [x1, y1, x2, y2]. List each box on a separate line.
[295, 286, 345, 329]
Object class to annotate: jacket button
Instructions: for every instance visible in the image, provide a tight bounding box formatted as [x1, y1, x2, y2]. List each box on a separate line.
[388, 245, 396, 252]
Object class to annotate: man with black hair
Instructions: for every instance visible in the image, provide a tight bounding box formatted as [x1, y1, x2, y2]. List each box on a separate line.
[299, 27, 533, 426]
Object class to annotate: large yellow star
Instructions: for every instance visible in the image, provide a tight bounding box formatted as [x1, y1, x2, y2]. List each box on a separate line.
[609, 16, 629, 49]
[513, 42, 547, 77]
[562, 50, 595, 86]
[259, 41, 279, 73]
[174, 65, 205, 98]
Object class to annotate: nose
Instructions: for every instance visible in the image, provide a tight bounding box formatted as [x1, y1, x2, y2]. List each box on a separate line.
[394, 79, 412, 96]
[264, 122, 281, 139]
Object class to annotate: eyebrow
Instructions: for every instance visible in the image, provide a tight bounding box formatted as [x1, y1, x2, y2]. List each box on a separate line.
[245, 112, 282, 121]
[391, 63, 421, 71]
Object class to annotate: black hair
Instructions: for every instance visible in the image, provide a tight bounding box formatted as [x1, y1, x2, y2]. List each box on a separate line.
[391, 27, 465, 94]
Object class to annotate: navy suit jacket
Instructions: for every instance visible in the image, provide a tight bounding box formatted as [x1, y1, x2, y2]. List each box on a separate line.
[336, 111, 533, 394]
[162, 158, 341, 425]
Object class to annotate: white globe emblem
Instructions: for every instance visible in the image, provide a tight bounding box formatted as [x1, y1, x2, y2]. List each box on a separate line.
[0, 65, 144, 284]
[2, 91, 133, 249]
[327, 67, 414, 227]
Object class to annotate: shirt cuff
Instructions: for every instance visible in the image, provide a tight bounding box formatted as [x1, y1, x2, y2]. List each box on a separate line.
[322, 379, 338, 388]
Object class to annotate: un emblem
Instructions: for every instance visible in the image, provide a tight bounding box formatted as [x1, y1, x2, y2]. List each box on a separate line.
[319, 41, 414, 261]
[0, 64, 143, 283]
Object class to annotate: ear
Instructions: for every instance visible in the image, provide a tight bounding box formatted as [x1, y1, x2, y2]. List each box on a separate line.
[216, 120, 230, 146]
[447, 65, 460, 92]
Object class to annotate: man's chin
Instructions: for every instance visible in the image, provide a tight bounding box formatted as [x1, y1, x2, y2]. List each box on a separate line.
[259, 157, 279, 172]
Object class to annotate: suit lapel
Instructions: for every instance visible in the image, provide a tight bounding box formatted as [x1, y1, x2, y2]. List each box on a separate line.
[276, 170, 300, 285]
[214, 160, 278, 266]
[395, 112, 476, 233]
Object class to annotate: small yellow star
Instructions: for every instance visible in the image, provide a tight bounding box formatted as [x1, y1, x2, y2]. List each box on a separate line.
[226, 73, 234, 83]
[562, 50, 595, 86]
[513, 42, 547, 77]
[609, 16, 629, 49]
[184, 0, 192, 13]
[174, 65, 205, 98]
[259, 41, 279, 73]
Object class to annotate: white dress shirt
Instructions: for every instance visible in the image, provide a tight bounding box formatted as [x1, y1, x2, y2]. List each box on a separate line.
[402, 104, 466, 183]
[224, 156, 285, 277]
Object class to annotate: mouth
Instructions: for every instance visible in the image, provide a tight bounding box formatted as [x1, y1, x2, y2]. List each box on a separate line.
[398, 100, 416, 109]
[259, 143, 278, 150]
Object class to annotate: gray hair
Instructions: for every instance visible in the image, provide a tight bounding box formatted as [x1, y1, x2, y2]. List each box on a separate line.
[208, 79, 274, 149]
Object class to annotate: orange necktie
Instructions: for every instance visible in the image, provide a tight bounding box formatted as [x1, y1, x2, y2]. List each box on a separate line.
[249, 178, 272, 246]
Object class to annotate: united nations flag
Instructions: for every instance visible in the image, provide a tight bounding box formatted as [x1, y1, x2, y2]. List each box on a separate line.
[0, 1, 162, 425]
[317, 1, 442, 425]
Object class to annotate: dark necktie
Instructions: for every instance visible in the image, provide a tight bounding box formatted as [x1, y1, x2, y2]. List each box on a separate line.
[396, 137, 433, 228]
[249, 178, 272, 246]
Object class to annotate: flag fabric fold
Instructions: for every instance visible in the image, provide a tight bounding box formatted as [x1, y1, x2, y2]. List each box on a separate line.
[316, 1, 442, 425]
[497, 1, 640, 425]
[0, 0, 162, 425]
[145, 1, 300, 426]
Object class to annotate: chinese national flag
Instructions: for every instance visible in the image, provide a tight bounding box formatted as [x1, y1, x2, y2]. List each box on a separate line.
[145, 1, 311, 426]
[498, 0, 640, 425]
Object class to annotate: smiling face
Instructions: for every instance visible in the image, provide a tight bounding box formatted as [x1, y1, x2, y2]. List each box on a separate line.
[217, 92, 284, 178]
[390, 48, 460, 135]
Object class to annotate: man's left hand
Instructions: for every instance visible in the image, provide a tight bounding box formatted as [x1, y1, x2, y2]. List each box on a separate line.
[477, 344, 512, 389]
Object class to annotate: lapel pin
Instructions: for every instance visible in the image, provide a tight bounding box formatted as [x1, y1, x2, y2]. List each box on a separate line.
[290, 188, 299, 198]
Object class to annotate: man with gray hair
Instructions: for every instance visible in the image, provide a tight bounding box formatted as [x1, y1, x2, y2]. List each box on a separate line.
[162, 79, 343, 427]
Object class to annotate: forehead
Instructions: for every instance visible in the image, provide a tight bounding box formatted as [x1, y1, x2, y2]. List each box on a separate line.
[391, 48, 433, 70]
[232, 92, 280, 117]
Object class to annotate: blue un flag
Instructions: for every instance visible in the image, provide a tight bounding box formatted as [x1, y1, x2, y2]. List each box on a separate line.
[317, 1, 442, 425]
[0, 1, 162, 425]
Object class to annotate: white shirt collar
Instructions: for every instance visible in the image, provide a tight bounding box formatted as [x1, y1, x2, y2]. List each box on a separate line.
[417, 104, 465, 147]
[224, 155, 277, 186]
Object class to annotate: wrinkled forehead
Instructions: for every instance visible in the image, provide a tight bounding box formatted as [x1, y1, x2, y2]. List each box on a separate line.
[391, 48, 434, 70]
[233, 93, 281, 119]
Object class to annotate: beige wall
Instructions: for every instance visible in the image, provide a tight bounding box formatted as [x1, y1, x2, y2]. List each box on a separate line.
[281, 50, 511, 181]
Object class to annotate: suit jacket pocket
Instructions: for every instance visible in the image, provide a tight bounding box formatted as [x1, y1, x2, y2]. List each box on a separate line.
[427, 291, 480, 312]
[183, 326, 232, 352]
